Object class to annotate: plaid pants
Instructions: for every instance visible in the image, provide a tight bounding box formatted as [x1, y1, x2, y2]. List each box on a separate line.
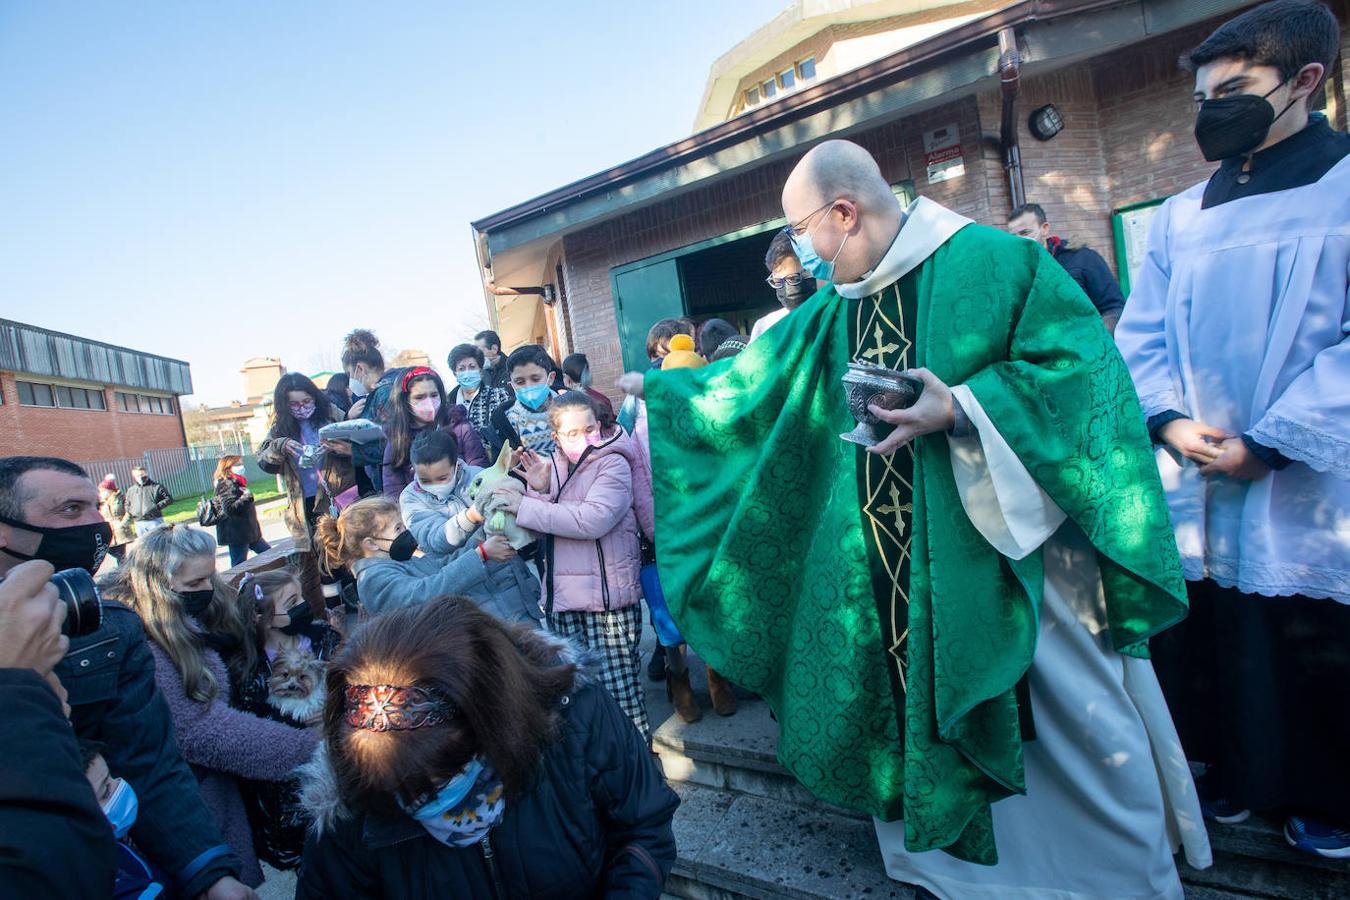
[552, 605, 649, 739]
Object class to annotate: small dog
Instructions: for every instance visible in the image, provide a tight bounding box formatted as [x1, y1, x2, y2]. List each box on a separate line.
[267, 646, 327, 726]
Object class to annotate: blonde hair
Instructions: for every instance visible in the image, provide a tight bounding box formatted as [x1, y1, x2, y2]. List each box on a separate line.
[112, 524, 232, 703]
[313, 496, 400, 574]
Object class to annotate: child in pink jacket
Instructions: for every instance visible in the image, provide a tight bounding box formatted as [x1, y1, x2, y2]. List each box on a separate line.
[494, 391, 650, 738]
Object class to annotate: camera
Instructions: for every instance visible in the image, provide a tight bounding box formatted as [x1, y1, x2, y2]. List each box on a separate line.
[51, 568, 103, 638]
[0, 567, 101, 637]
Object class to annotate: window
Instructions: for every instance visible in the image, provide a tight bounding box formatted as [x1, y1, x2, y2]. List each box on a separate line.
[797, 57, 816, 81]
[762, 79, 777, 100]
[115, 390, 174, 415]
[779, 68, 795, 90]
[17, 381, 54, 407]
[746, 85, 760, 107]
[18, 381, 106, 410]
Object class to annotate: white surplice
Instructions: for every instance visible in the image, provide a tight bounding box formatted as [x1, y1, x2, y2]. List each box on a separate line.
[1115, 154, 1350, 602]
[845, 199, 1211, 899]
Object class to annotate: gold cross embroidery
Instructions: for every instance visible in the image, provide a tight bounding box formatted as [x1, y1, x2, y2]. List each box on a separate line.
[875, 484, 912, 536]
[861, 323, 899, 364]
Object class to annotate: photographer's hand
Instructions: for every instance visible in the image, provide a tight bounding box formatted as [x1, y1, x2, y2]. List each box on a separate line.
[0, 560, 68, 674]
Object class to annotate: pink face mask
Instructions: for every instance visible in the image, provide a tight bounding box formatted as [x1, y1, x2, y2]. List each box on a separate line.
[411, 396, 441, 424]
[559, 432, 604, 463]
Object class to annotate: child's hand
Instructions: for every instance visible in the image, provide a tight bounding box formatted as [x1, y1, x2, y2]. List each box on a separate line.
[512, 449, 552, 492]
[481, 534, 517, 562]
[490, 485, 523, 514]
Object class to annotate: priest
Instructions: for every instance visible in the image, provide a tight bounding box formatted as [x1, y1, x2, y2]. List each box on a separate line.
[623, 140, 1210, 897]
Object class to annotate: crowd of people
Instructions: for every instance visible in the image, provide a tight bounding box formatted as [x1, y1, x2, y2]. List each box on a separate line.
[0, 3, 1344, 898]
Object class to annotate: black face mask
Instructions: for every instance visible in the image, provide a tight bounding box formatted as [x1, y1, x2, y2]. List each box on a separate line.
[382, 530, 418, 562]
[278, 603, 315, 636]
[0, 513, 112, 575]
[1194, 81, 1297, 162]
[776, 278, 815, 310]
[180, 589, 215, 619]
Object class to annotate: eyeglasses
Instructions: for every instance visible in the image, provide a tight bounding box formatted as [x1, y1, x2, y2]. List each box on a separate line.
[766, 272, 807, 289]
[784, 198, 838, 237]
[558, 426, 598, 441]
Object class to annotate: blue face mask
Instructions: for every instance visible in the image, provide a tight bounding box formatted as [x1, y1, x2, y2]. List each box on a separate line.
[456, 370, 482, 391]
[517, 384, 552, 412]
[788, 204, 850, 284]
[102, 777, 139, 840]
[403, 757, 485, 821]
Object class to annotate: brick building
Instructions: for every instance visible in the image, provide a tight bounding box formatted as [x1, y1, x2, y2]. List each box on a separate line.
[471, 0, 1349, 391]
[0, 319, 192, 462]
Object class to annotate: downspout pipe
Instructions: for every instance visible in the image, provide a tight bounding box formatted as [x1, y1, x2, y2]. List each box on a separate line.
[997, 27, 1026, 210]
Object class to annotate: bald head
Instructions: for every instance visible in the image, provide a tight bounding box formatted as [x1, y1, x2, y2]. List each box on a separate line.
[781, 140, 905, 285]
[784, 140, 897, 213]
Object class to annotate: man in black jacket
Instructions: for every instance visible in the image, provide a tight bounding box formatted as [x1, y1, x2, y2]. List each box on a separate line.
[125, 465, 173, 537]
[1007, 203, 1127, 333]
[0, 558, 116, 899]
[474, 329, 515, 394]
[0, 456, 255, 900]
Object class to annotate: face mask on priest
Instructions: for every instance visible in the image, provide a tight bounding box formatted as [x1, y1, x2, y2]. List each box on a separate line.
[780, 177, 905, 286]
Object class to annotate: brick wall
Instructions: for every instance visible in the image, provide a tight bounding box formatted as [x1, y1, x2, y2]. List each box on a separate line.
[1095, 23, 1217, 209]
[0, 373, 185, 463]
[976, 62, 1117, 263]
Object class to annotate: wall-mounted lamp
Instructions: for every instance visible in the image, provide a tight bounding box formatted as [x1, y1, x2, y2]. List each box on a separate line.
[1028, 104, 1064, 141]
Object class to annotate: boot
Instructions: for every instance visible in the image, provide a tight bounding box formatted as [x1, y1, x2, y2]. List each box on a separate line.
[706, 665, 738, 717]
[647, 644, 667, 683]
[667, 666, 702, 723]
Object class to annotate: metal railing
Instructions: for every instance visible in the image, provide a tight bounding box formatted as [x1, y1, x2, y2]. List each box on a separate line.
[79, 440, 277, 502]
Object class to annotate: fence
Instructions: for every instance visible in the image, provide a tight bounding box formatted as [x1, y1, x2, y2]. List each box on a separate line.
[79, 440, 279, 502]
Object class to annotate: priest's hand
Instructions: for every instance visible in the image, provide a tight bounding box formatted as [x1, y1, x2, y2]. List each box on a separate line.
[866, 368, 954, 456]
[617, 372, 645, 398]
[1159, 418, 1231, 465]
[1198, 437, 1270, 481]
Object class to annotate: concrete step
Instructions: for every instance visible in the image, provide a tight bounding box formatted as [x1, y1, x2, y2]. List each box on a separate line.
[649, 681, 1349, 900]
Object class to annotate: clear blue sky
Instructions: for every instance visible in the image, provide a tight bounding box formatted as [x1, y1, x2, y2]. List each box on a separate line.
[0, 1, 787, 404]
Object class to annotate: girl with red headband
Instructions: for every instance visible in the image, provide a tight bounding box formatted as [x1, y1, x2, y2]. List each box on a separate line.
[381, 367, 488, 499]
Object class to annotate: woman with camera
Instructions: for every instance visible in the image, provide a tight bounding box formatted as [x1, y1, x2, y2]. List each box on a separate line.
[103, 524, 319, 890]
[296, 597, 679, 898]
[257, 373, 355, 609]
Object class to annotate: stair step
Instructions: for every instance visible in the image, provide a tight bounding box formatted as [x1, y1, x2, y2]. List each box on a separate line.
[667, 781, 915, 900]
[1178, 816, 1350, 900]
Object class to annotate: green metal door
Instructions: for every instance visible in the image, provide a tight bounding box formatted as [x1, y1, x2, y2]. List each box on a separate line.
[612, 259, 686, 372]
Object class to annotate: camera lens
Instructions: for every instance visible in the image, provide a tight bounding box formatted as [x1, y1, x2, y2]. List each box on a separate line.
[50, 568, 102, 638]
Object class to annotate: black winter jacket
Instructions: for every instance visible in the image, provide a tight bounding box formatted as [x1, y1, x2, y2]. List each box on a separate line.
[57, 600, 242, 896]
[0, 668, 117, 899]
[296, 680, 679, 899]
[1047, 238, 1126, 321]
[125, 478, 173, 521]
[214, 475, 264, 546]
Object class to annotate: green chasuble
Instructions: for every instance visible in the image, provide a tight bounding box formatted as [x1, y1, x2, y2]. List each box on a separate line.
[644, 216, 1187, 864]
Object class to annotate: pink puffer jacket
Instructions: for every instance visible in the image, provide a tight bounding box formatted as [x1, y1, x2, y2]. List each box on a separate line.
[516, 430, 646, 614]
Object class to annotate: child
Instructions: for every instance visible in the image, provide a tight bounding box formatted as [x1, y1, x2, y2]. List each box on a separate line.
[398, 428, 541, 609]
[489, 344, 561, 456]
[492, 391, 651, 738]
[381, 366, 488, 498]
[561, 352, 615, 427]
[79, 739, 170, 900]
[315, 495, 540, 625]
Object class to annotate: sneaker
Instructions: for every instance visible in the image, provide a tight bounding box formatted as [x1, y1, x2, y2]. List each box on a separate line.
[1200, 797, 1251, 825]
[1285, 816, 1350, 859]
[647, 644, 667, 683]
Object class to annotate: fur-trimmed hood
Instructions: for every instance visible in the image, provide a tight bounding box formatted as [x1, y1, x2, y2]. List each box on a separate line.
[298, 630, 601, 836]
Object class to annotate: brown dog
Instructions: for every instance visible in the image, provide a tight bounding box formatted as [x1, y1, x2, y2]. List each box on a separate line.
[266, 646, 327, 726]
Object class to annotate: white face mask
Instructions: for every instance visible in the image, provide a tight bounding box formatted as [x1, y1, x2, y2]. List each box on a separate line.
[231, 465, 246, 475]
[419, 480, 456, 501]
